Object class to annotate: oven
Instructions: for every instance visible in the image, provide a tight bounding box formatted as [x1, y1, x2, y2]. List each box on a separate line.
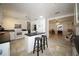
[14, 24, 23, 39]
[14, 29, 23, 39]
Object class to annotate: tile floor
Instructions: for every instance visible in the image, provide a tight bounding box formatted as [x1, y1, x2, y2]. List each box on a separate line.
[10, 34, 73, 56]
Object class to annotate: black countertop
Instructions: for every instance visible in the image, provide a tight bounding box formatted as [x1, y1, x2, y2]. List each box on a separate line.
[0, 29, 27, 32]
[0, 29, 28, 44]
[0, 32, 10, 44]
[0, 30, 15, 32]
[25, 32, 45, 36]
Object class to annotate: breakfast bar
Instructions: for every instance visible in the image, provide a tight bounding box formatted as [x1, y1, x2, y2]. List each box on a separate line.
[24, 32, 45, 53]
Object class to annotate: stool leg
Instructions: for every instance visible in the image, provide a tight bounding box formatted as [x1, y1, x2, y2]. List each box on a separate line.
[46, 37, 48, 47]
[43, 38, 45, 50]
[40, 38, 43, 53]
[37, 40, 39, 56]
[33, 39, 36, 54]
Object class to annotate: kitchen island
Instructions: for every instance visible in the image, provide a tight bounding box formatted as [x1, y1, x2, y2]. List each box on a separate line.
[24, 32, 45, 53]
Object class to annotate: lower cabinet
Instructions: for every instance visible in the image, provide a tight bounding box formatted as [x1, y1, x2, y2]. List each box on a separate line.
[25, 36, 35, 53]
[0, 42, 10, 56]
[10, 32, 15, 40]
[25, 35, 42, 53]
[10, 31, 28, 41]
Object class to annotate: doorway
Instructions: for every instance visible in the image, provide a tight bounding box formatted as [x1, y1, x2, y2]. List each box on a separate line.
[48, 16, 74, 40]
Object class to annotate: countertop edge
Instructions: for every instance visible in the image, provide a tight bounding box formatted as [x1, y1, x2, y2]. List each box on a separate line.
[25, 32, 46, 36]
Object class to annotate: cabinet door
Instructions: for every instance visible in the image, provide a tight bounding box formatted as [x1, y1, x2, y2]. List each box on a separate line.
[10, 32, 15, 40]
[27, 36, 35, 53]
[0, 42, 10, 56]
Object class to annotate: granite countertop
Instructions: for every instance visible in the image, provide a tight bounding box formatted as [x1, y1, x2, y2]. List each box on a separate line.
[0, 29, 28, 44]
[0, 32, 10, 44]
[0, 29, 27, 32]
[25, 32, 45, 36]
[0, 30, 15, 32]
[0, 39, 10, 44]
[0, 29, 27, 44]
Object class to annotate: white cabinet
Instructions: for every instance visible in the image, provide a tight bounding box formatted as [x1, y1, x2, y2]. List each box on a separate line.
[37, 19, 46, 32]
[25, 36, 35, 53]
[0, 42, 10, 56]
[10, 31, 28, 41]
[25, 34, 44, 53]
[27, 36, 35, 53]
[31, 18, 46, 33]
[22, 31, 28, 36]
[10, 32, 15, 40]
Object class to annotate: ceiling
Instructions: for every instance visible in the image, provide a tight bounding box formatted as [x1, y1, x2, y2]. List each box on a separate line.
[49, 16, 74, 24]
[0, 3, 75, 20]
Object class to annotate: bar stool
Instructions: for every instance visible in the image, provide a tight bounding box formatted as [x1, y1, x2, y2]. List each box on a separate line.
[33, 37, 43, 56]
[42, 35, 48, 50]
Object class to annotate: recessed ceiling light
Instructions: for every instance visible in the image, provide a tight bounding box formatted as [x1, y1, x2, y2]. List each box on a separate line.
[39, 16, 43, 18]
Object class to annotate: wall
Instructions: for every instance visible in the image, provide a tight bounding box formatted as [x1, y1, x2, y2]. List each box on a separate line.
[62, 21, 74, 34]
[2, 9, 27, 30]
[0, 7, 3, 25]
[31, 17, 46, 33]
[0, 14, 2, 25]
[75, 4, 79, 35]
[2, 16, 27, 30]
[76, 26, 79, 35]
[49, 16, 74, 35]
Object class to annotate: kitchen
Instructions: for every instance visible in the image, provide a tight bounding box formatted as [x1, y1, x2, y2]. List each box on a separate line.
[0, 3, 46, 56]
[0, 3, 79, 56]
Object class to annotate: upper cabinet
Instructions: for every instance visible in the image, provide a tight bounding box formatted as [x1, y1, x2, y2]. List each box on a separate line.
[75, 3, 79, 25]
[31, 18, 46, 33]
